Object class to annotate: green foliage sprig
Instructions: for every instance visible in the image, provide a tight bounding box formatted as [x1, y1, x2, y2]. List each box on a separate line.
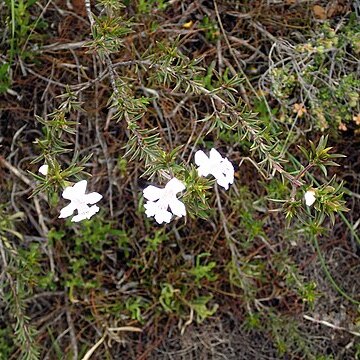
[30, 90, 92, 198]
[0, 207, 40, 360]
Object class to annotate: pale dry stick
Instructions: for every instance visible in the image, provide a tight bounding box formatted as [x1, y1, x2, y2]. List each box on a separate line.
[1, 156, 33, 187]
[93, 55, 114, 217]
[72, 60, 143, 93]
[0, 156, 47, 201]
[1, 157, 56, 269]
[0, 237, 9, 270]
[84, 0, 95, 28]
[18, 0, 52, 61]
[140, 84, 173, 148]
[70, 47, 83, 158]
[40, 41, 87, 51]
[216, 39, 224, 75]
[303, 314, 360, 337]
[107, 326, 142, 332]
[104, 54, 120, 96]
[66, 296, 79, 360]
[51, 2, 88, 23]
[180, 110, 202, 162]
[66, 0, 73, 9]
[40, 62, 56, 103]
[81, 327, 142, 360]
[168, 95, 190, 118]
[213, 0, 260, 104]
[104, 107, 117, 132]
[26, 67, 68, 88]
[33, 196, 56, 277]
[180, 307, 194, 336]
[222, 57, 250, 105]
[5, 87, 22, 99]
[213, 184, 242, 264]
[9, 124, 27, 162]
[251, 21, 279, 44]
[227, 35, 268, 61]
[43, 327, 71, 360]
[24, 291, 65, 303]
[81, 335, 106, 360]
[23, 234, 46, 241]
[238, 156, 271, 181]
[182, 103, 217, 164]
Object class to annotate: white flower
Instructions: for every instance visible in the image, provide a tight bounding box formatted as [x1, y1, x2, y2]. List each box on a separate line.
[59, 180, 103, 222]
[39, 164, 49, 176]
[195, 148, 234, 190]
[304, 189, 316, 206]
[143, 177, 186, 224]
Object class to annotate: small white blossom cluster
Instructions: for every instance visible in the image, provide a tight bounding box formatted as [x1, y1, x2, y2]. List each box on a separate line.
[39, 151, 318, 225]
[195, 148, 234, 190]
[39, 148, 235, 224]
[142, 148, 235, 224]
[143, 178, 186, 224]
[58, 180, 103, 222]
[38, 165, 103, 223]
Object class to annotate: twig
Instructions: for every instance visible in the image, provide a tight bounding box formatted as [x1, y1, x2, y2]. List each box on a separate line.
[66, 296, 79, 360]
[81, 335, 106, 360]
[0, 156, 47, 201]
[0, 155, 32, 186]
[84, 0, 95, 28]
[33, 196, 56, 277]
[81, 327, 142, 360]
[213, 0, 259, 104]
[303, 314, 360, 337]
[40, 41, 87, 51]
[93, 55, 114, 217]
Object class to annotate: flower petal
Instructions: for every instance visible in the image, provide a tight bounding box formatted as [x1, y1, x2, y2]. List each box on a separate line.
[62, 185, 76, 200]
[144, 201, 158, 217]
[154, 209, 172, 224]
[304, 190, 316, 206]
[220, 159, 234, 185]
[84, 192, 103, 204]
[144, 201, 172, 224]
[169, 198, 186, 217]
[85, 205, 100, 219]
[209, 148, 223, 162]
[73, 180, 88, 194]
[143, 185, 163, 201]
[165, 178, 185, 194]
[194, 150, 208, 167]
[216, 176, 229, 190]
[71, 205, 99, 222]
[71, 212, 89, 223]
[59, 203, 76, 218]
[39, 164, 49, 175]
[62, 180, 88, 200]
